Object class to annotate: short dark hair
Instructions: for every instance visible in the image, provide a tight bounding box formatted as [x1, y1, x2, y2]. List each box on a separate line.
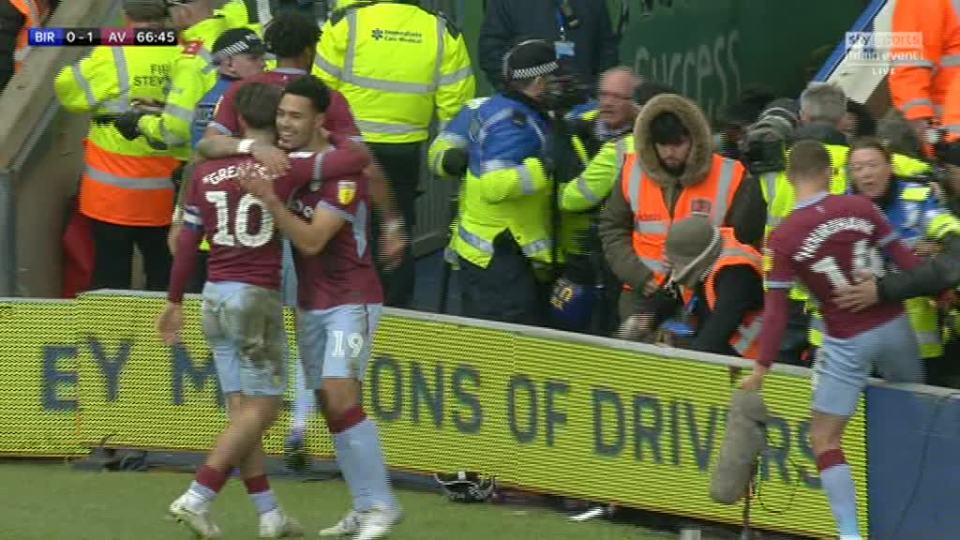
[848, 136, 891, 162]
[650, 112, 689, 145]
[235, 83, 283, 130]
[788, 139, 832, 180]
[283, 75, 331, 114]
[264, 10, 320, 59]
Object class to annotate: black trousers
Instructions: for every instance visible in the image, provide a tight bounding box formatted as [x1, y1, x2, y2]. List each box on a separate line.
[367, 142, 421, 309]
[778, 299, 812, 365]
[458, 233, 547, 326]
[91, 219, 171, 291]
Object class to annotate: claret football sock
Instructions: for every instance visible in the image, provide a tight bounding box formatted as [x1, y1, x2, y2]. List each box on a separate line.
[817, 449, 860, 538]
[245, 475, 279, 515]
[328, 405, 398, 512]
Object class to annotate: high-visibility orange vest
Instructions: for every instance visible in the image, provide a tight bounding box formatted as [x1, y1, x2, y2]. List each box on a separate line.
[890, 0, 960, 122]
[702, 228, 763, 359]
[621, 152, 746, 285]
[79, 139, 181, 227]
[10, 0, 48, 71]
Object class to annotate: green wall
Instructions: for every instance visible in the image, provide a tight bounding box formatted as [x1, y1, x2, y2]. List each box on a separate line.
[461, 0, 864, 120]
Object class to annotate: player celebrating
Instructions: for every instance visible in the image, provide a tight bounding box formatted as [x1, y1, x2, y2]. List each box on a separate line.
[157, 81, 367, 539]
[742, 140, 924, 540]
[241, 76, 401, 540]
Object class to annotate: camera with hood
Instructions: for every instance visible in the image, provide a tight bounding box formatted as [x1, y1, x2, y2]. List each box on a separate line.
[543, 71, 590, 113]
[741, 98, 799, 176]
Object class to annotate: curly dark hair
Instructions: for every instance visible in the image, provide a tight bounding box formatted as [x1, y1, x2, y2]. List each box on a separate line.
[263, 10, 320, 58]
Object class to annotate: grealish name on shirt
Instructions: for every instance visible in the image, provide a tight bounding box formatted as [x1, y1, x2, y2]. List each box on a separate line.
[202, 162, 268, 186]
[794, 217, 875, 262]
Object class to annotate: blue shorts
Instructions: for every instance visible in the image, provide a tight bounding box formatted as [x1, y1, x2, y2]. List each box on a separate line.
[201, 281, 287, 397]
[297, 304, 382, 388]
[812, 314, 922, 417]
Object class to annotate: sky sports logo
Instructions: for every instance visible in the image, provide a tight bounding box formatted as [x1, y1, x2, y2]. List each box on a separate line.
[844, 32, 923, 71]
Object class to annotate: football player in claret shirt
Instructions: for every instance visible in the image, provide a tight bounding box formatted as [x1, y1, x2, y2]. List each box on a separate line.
[156, 82, 368, 539]
[742, 140, 924, 540]
[240, 76, 400, 540]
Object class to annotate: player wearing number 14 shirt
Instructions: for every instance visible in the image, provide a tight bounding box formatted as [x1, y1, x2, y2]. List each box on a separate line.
[157, 82, 367, 539]
[741, 141, 923, 540]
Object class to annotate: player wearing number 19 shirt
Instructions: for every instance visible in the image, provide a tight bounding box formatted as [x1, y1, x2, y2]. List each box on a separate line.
[242, 76, 399, 540]
[742, 141, 923, 540]
[158, 82, 367, 540]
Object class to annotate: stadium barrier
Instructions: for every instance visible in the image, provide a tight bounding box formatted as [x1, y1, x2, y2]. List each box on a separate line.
[2, 290, 867, 538]
[865, 383, 960, 540]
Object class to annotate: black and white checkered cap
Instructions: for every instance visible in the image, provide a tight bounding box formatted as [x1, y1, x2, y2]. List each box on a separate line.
[212, 27, 267, 64]
[502, 39, 559, 83]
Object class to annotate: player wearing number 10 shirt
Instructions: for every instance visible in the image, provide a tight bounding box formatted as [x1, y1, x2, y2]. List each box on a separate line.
[742, 141, 923, 540]
[157, 82, 367, 539]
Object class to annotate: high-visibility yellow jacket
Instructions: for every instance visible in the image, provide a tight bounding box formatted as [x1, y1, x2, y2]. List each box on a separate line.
[55, 44, 182, 227]
[561, 135, 633, 212]
[313, 0, 475, 143]
[138, 16, 235, 160]
[451, 93, 556, 271]
[216, 0, 250, 27]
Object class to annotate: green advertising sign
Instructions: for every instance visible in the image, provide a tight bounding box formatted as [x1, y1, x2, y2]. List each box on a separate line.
[462, 0, 864, 120]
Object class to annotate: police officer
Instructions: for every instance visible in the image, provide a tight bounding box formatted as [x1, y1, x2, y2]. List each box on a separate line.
[54, 0, 182, 291]
[450, 39, 560, 325]
[846, 137, 960, 384]
[313, 0, 475, 308]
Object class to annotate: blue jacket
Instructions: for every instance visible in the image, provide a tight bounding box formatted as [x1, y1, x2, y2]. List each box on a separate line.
[879, 180, 953, 248]
[191, 75, 236, 148]
[466, 92, 552, 179]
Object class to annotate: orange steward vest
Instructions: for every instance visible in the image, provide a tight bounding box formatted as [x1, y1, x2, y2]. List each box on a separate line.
[79, 139, 181, 227]
[621, 152, 746, 285]
[10, 0, 48, 71]
[701, 228, 763, 359]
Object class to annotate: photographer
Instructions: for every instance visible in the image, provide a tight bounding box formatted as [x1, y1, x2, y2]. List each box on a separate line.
[599, 93, 765, 327]
[446, 39, 565, 325]
[618, 215, 764, 357]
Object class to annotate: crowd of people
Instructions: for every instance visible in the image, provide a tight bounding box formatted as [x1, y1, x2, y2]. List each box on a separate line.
[18, 0, 960, 539]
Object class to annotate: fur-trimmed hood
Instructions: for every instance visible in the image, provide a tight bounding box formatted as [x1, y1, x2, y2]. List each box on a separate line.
[633, 94, 714, 188]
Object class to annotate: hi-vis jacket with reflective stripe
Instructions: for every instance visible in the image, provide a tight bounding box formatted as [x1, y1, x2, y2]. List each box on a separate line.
[561, 134, 632, 212]
[621, 152, 747, 285]
[697, 228, 764, 359]
[139, 16, 235, 160]
[450, 93, 555, 269]
[313, 0, 475, 144]
[890, 0, 960, 122]
[10, 0, 48, 70]
[55, 44, 182, 227]
[428, 97, 488, 178]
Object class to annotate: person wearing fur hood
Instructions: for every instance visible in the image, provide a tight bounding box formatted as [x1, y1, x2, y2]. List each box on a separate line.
[599, 93, 766, 322]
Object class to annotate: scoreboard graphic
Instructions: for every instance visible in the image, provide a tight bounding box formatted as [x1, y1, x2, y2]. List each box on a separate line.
[28, 27, 178, 47]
